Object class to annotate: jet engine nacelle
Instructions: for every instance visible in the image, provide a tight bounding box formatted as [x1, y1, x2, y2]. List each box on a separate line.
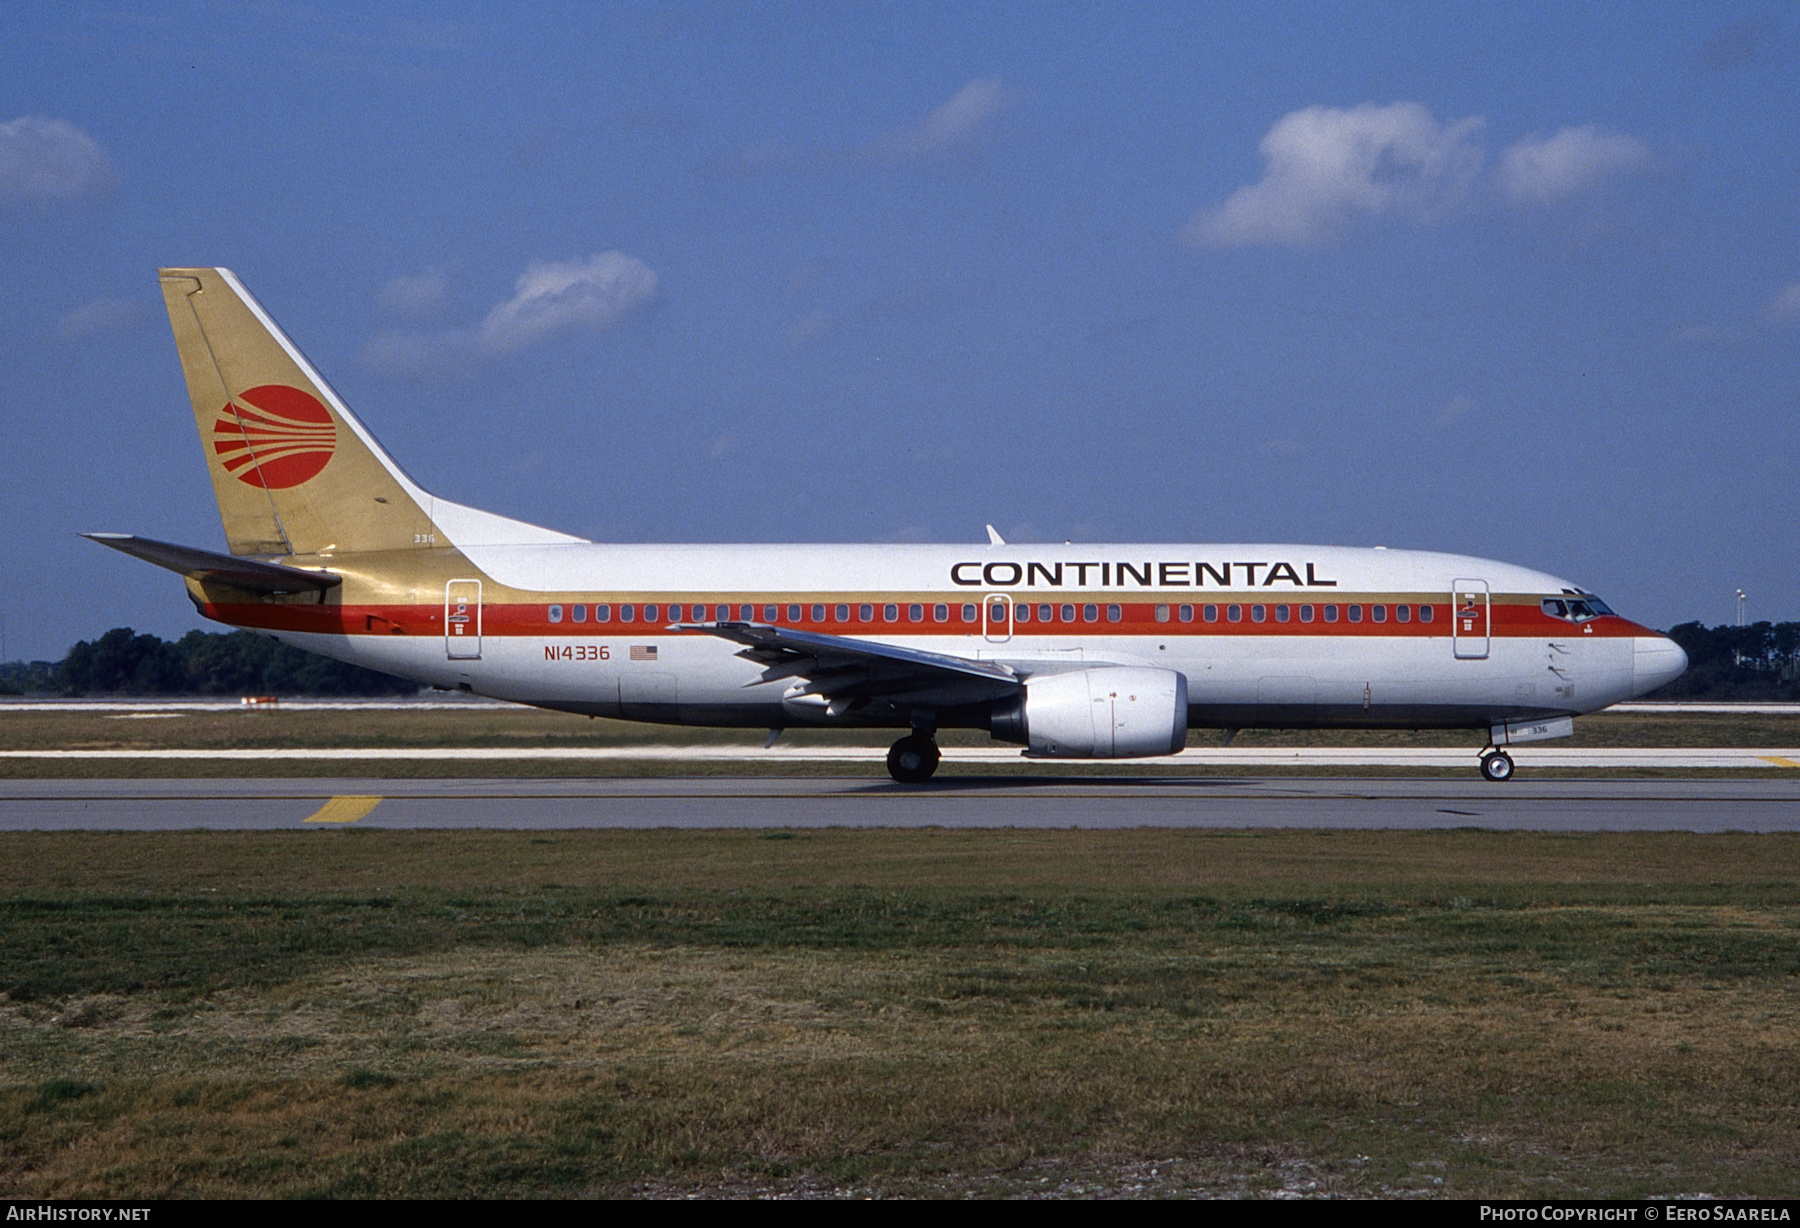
[990, 666, 1189, 758]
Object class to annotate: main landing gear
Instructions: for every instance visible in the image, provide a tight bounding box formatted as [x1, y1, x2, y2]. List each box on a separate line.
[886, 734, 941, 784]
[1479, 749, 1515, 782]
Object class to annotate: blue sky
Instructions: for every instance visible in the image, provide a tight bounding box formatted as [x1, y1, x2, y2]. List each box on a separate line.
[1, 2, 1796, 660]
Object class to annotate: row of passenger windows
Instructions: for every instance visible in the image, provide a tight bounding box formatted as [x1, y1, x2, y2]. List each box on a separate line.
[1154, 603, 1433, 624]
[546, 601, 1433, 626]
[549, 602, 990, 625]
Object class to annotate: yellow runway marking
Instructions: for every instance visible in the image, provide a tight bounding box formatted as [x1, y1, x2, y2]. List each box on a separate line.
[303, 795, 383, 824]
[1759, 757, 1800, 769]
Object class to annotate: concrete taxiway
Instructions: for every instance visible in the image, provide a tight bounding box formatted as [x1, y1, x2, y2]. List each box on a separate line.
[3, 776, 1799, 831]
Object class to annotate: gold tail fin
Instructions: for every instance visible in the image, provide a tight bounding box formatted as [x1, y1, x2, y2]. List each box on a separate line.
[159, 267, 438, 558]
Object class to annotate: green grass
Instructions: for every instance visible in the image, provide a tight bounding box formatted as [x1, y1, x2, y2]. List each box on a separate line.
[1, 706, 1797, 779]
[2, 829, 1798, 1197]
[1, 706, 1796, 752]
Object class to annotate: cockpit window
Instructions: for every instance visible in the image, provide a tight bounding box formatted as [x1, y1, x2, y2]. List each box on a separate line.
[1542, 595, 1614, 622]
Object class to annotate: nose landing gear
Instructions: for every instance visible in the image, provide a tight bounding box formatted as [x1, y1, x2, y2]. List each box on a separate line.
[1479, 749, 1515, 782]
[886, 734, 941, 784]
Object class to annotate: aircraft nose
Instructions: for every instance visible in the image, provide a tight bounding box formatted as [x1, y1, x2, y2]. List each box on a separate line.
[1633, 635, 1688, 696]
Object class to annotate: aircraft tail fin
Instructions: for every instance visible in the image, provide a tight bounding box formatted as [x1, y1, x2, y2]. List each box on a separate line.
[158, 267, 583, 559]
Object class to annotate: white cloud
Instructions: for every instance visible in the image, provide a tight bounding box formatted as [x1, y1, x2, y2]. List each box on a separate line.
[1185, 102, 1486, 249]
[861, 77, 1016, 163]
[719, 78, 1018, 174]
[1436, 394, 1476, 427]
[477, 253, 658, 356]
[361, 331, 476, 378]
[375, 268, 450, 318]
[1499, 125, 1652, 204]
[56, 297, 150, 340]
[1667, 323, 1740, 347]
[1765, 283, 1800, 325]
[364, 252, 658, 376]
[0, 116, 111, 202]
[786, 310, 836, 347]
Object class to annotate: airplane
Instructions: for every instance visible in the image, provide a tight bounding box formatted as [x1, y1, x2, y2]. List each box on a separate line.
[88, 267, 1688, 784]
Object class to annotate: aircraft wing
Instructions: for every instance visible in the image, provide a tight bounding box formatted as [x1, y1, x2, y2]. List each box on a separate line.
[84, 533, 342, 595]
[676, 621, 1020, 707]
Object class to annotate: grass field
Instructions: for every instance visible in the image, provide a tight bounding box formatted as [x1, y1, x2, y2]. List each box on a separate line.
[0, 706, 1798, 780]
[2, 828, 1798, 1198]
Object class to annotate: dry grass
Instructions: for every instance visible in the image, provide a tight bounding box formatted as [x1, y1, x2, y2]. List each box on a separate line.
[1, 829, 1798, 1197]
[1, 706, 1796, 780]
[0, 707, 1795, 754]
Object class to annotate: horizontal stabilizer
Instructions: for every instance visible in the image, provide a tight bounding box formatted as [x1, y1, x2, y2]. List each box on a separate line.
[84, 533, 340, 595]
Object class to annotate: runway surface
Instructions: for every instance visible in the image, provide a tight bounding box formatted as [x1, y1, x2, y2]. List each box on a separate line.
[4, 776, 1800, 831]
[6, 746, 1800, 769]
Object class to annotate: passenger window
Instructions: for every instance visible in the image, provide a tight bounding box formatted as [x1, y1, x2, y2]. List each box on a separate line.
[1371, 605, 1386, 623]
[1346, 605, 1361, 623]
[788, 605, 802, 622]
[619, 605, 634, 622]
[835, 604, 849, 622]
[573, 605, 588, 623]
[911, 604, 924, 622]
[935, 604, 949, 622]
[1015, 604, 1030, 623]
[739, 605, 754, 621]
[1203, 604, 1218, 622]
[1155, 605, 1170, 623]
[1251, 604, 1266, 623]
[884, 604, 898, 621]
[1107, 604, 1121, 622]
[1061, 604, 1076, 622]
[1419, 604, 1434, 623]
[812, 605, 826, 622]
[988, 603, 1006, 623]
[761, 605, 775, 622]
[1275, 604, 1290, 623]
[1227, 604, 1242, 622]
[1178, 604, 1194, 623]
[1396, 604, 1411, 623]
[1299, 605, 1314, 623]
[1323, 605, 1337, 623]
[1083, 604, 1098, 622]
[665, 605, 679, 622]
[548, 605, 563, 624]
[1039, 605, 1053, 622]
[962, 604, 977, 622]
[595, 605, 610, 622]
[860, 604, 874, 621]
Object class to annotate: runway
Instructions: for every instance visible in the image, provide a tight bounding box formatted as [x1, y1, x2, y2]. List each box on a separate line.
[4, 776, 1800, 831]
[5, 746, 1800, 769]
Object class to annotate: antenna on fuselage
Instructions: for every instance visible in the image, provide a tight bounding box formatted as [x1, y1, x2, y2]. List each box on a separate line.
[985, 524, 1005, 546]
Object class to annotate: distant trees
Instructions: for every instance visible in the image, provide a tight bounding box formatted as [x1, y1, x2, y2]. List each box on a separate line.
[1649, 621, 1800, 701]
[0, 660, 63, 695]
[50, 628, 418, 697]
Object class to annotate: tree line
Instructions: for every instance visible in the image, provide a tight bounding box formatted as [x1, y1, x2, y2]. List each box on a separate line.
[0, 620, 1795, 699]
[1, 628, 417, 696]
[1651, 621, 1800, 701]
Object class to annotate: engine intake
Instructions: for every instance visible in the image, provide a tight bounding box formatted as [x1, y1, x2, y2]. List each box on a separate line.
[991, 666, 1188, 758]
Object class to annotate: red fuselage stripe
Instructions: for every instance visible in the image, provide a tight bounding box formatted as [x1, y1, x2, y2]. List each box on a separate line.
[204, 600, 1654, 640]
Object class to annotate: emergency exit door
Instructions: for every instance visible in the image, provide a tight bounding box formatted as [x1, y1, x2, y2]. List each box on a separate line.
[445, 579, 482, 659]
[1451, 579, 1489, 660]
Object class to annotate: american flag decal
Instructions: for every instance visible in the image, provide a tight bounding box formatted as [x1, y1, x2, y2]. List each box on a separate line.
[630, 645, 658, 661]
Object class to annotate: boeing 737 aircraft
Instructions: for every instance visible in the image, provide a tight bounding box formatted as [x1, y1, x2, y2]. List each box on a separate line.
[89, 268, 1687, 782]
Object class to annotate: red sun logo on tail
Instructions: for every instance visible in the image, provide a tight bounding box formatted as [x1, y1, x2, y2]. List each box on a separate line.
[213, 385, 336, 489]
